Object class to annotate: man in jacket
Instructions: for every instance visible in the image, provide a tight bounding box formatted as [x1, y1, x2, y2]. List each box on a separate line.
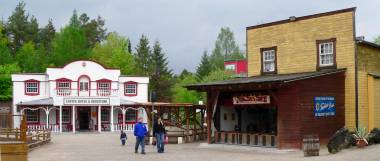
[153, 117, 166, 153]
[134, 117, 147, 154]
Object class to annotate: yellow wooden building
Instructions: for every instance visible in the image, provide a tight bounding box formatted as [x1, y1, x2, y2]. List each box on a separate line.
[246, 7, 380, 130]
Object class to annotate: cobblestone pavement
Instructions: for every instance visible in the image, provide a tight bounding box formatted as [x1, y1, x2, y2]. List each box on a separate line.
[28, 133, 380, 161]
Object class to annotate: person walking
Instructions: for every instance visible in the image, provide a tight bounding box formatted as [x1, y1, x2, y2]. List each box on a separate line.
[134, 117, 147, 154]
[153, 117, 166, 153]
[120, 130, 127, 146]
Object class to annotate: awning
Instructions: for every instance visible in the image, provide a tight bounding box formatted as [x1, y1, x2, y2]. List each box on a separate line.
[17, 97, 53, 106]
[369, 72, 380, 78]
[186, 68, 346, 91]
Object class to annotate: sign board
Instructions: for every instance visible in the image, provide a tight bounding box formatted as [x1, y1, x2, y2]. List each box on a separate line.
[314, 96, 335, 117]
[64, 98, 110, 105]
[233, 95, 270, 105]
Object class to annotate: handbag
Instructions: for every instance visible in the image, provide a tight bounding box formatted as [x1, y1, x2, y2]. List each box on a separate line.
[152, 139, 157, 146]
[164, 136, 169, 144]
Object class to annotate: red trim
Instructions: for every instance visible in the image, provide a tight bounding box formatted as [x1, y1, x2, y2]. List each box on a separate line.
[96, 79, 112, 96]
[77, 75, 91, 96]
[56, 78, 72, 96]
[24, 79, 40, 96]
[47, 60, 119, 70]
[124, 81, 138, 96]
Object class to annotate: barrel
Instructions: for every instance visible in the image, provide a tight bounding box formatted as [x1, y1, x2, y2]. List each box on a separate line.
[302, 135, 319, 157]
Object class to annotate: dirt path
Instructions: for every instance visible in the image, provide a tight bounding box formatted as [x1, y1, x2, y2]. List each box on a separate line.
[28, 133, 380, 161]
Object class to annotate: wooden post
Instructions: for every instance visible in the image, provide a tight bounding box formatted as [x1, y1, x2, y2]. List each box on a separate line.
[193, 107, 197, 141]
[206, 92, 213, 144]
[201, 109, 205, 140]
[185, 107, 189, 142]
[20, 115, 27, 142]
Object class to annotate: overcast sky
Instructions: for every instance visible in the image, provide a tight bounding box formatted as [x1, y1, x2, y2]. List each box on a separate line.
[1, 0, 379, 74]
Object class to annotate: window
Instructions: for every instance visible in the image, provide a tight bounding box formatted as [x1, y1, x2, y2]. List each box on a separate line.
[261, 47, 277, 74]
[101, 108, 110, 122]
[317, 38, 336, 69]
[25, 110, 39, 123]
[97, 82, 111, 96]
[125, 109, 137, 122]
[124, 82, 137, 96]
[225, 64, 236, 71]
[57, 81, 71, 96]
[25, 80, 39, 95]
[62, 108, 70, 123]
[79, 82, 89, 91]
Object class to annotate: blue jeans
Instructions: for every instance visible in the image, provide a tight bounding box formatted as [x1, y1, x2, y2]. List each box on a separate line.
[155, 133, 165, 153]
[135, 137, 145, 153]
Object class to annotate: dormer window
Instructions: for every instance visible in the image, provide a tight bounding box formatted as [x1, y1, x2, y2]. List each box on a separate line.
[124, 81, 137, 96]
[261, 47, 277, 74]
[317, 38, 336, 69]
[25, 80, 40, 96]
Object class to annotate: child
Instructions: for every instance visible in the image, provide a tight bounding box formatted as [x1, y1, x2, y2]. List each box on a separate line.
[120, 130, 127, 146]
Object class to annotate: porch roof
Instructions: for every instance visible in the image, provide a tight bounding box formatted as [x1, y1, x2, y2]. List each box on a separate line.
[17, 97, 53, 106]
[369, 72, 380, 78]
[186, 68, 346, 91]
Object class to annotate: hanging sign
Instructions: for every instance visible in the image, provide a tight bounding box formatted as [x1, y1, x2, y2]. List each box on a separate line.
[64, 98, 110, 105]
[232, 95, 270, 105]
[314, 96, 336, 117]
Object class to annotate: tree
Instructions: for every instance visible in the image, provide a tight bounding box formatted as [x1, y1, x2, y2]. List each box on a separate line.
[172, 73, 201, 103]
[92, 32, 135, 75]
[16, 42, 46, 72]
[6, 2, 30, 54]
[38, 19, 55, 54]
[150, 41, 173, 101]
[0, 24, 13, 65]
[375, 36, 380, 45]
[201, 69, 234, 83]
[134, 35, 151, 75]
[79, 13, 107, 48]
[196, 50, 212, 80]
[0, 63, 21, 101]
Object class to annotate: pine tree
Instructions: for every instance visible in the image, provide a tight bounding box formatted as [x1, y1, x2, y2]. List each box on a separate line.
[79, 13, 107, 48]
[6, 2, 30, 54]
[196, 50, 212, 80]
[38, 19, 56, 54]
[0, 24, 13, 65]
[150, 41, 173, 101]
[134, 34, 151, 75]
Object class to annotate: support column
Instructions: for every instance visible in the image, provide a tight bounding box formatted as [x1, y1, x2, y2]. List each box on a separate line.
[59, 106, 62, 133]
[193, 107, 197, 141]
[185, 107, 189, 142]
[72, 106, 76, 133]
[122, 107, 126, 130]
[46, 107, 49, 130]
[98, 106, 101, 132]
[110, 106, 114, 132]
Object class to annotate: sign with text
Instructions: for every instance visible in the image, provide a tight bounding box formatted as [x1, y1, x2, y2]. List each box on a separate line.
[314, 96, 336, 117]
[64, 98, 110, 105]
[233, 95, 270, 105]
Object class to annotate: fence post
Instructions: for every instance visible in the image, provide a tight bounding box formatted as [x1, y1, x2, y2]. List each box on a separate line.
[20, 115, 27, 142]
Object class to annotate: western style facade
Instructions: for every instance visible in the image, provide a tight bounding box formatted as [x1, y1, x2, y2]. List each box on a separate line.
[12, 60, 149, 133]
[187, 7, 380, 149]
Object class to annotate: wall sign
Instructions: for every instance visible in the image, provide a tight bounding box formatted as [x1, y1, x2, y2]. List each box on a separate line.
[314, 96, 335, 117]
[232, 95, 270, 105]
[64, 98, 110, 105]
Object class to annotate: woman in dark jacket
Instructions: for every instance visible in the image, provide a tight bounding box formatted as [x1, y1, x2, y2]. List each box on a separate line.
[153, 117, 166, 153]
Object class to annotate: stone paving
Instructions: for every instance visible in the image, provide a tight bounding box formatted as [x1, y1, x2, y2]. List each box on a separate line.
[28, 133, 380, 161]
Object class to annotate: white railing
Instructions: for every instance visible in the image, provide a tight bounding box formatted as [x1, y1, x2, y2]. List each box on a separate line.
[113, 123, 135, 132]
[54, 89, 119, 97]
[27, 124, 60, 133]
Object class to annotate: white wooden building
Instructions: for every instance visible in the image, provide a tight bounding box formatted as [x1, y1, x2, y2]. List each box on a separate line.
[12, 60, 149, 133]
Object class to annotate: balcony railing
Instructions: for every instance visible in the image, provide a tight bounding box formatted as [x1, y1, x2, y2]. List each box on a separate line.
[54, 89, 119, 97]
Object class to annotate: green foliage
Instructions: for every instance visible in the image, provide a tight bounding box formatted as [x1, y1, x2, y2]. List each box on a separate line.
[0, 24, 13, 65]
[92, 32, 135, 75]
[375, 36, 380, 45]
[196, 50, 212, 80]
[6, 2, 30, 54]
[38, 19, 55, 54]
[16, 42, 46, 72]
[353, 126, 369, 143]
[134, 35, 151, 75]
[79, 13, 107, 48]
[150, 41, 173, 101]
[201, 69, 234, 83]
[0, 63, 21, 101]
[172, 73, 201, 104]
[50, 18, 91, 66]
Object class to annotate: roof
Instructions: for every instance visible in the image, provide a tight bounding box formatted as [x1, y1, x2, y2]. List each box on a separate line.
[356, 39, 380, 50]
[17, 97, 53, 106]
[186, 69, 346, 89]
[369, 72, 380, 78]
[246, 7, 356, 30]
[120, 99, 140, 105]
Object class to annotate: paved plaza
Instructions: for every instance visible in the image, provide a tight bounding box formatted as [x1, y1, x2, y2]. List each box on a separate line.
[28, 133, 380, 161]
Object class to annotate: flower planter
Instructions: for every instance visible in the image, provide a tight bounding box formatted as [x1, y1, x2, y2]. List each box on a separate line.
[356, 139, 367, 148]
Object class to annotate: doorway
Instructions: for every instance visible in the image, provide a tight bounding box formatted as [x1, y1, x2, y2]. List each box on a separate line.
[78, 108, 91, 131]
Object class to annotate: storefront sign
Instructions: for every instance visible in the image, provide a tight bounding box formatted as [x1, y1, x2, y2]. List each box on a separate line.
[232, 95, 270, 105]
[64, 98, 110, 105]
[314, 96, 335, 117]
